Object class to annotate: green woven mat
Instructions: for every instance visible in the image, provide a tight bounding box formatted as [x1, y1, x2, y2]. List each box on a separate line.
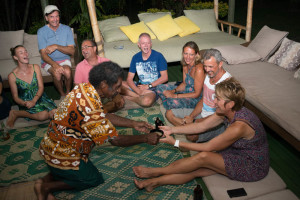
[0, 103, 202, 199]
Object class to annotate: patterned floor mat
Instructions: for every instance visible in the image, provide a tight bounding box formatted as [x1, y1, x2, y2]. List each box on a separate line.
[0, 103, 201, 199]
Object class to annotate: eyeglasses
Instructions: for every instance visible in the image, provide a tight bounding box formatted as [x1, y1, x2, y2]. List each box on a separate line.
[81, 45, 94, 50]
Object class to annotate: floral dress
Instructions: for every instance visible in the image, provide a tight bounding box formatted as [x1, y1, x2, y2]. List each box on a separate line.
[156, 65, 202, 110]
[220, 107, 269, 182]
[13, 65, 56, 114]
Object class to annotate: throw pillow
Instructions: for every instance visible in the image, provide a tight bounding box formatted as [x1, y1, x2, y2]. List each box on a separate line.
[268, 37, 300, 71]
[0, 30, 24, 59]
[248, 25, 289, 61]
[294, 68, 300, 79]
[215, 45, 261, 64]
[138, 12, 171, 23]
[183, 9, 220, 33]
[23, 33, 40, 58]
[174, 16, 200, 37]
[146, 15, 183, 41]
[98, 16, 131, 42]
[120, 21, 156, 43]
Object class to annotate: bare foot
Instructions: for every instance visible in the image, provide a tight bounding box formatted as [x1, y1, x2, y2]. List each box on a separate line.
[133, 166, 159, 178]
[34, 179, 46, 200]
[47, 193, 57, 200]
[6, 110, 17, 128]
[134, 179, 156, 192]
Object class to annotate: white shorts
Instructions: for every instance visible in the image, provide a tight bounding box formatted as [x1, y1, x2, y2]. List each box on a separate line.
[43, 59, 71, 75]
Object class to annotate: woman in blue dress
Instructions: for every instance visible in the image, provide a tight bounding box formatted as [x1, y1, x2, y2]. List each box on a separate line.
[156, 41, 205, 121]
[6, 45, 57, 128]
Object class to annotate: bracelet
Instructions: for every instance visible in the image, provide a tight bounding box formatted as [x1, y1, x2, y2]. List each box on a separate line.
[174, 140, 180, 148]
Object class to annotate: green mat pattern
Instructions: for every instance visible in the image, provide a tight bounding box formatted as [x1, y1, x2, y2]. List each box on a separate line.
[0, 103, 201, 199]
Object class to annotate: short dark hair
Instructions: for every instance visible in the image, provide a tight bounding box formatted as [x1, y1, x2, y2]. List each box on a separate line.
[89, 61, 124, 89]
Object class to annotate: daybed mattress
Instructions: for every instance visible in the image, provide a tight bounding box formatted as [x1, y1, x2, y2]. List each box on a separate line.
[104, 32, 245, 68]
[223, 62, 300, 141]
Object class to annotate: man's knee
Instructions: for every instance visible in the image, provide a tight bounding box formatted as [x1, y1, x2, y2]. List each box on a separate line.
[186, 134, 199, 142]
[63, 65, 72, 79]
[141, 95, 155, 107]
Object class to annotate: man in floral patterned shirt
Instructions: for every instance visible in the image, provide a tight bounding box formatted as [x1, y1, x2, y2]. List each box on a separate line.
[35, 61, 160, 200]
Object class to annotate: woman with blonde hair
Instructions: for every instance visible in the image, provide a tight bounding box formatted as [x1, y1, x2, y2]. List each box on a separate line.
[6, 45, 57, 128]
[133, 78, 269, 192]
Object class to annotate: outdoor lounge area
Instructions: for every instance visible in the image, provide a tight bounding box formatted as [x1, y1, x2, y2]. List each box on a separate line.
[0, 0, 300, 199]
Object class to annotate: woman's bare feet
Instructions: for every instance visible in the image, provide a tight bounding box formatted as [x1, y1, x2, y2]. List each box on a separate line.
[134, 179, 157, 192]
[6, 110, 17, 128]
[133, 166, 160, 178]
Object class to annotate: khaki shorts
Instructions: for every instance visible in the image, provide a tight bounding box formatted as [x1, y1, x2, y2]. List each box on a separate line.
[42, 59, 71, 75]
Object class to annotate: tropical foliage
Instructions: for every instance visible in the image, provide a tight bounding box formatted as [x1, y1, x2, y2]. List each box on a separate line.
[187, 1, 229, 18]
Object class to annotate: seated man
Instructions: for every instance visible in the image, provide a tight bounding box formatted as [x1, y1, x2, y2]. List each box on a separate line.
[38, 5, 75, 97]
[34, 61, 160, 200]
[166, 49, 231, 142]
[121, 33, 168, 107]
[74, 39, 124, 112]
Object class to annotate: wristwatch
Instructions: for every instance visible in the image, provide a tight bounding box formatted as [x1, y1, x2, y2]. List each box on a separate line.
[148, 83, 153, 89]
[174, 140, 180, 148]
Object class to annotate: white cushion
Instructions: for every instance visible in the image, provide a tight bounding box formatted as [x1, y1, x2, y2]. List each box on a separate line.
[183, 9, 220, 33]
[268, 37, 300, 71]
[249, 189, 298, 200]
[215, 45, 261, 64]
[294, 68, 300, 79]
[23, 33, 40, 58]
[0, 30, 24, 59]
[203, 168, 286, 200]
[98, 16, 131, 42]
[248, 25, 288, 61]
[138, 12, 171, 23]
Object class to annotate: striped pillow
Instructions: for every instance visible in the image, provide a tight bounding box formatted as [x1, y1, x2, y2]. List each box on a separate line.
[268, 37, 300, 71]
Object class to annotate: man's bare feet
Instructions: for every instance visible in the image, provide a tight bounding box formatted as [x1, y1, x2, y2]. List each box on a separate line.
[47, 193, 57, 200]
[133, 166, 159, 178]
[34, 179, 46, 200]
[6, 110, 17, 128]
[134, 179, 156, 192]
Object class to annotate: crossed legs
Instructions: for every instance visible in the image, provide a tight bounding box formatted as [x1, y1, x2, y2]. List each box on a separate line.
[133, 151, 227, 192]
[121, 82, 156, 107]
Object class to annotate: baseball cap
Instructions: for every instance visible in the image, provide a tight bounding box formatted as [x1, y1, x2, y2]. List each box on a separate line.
[44, 5, 60, 15]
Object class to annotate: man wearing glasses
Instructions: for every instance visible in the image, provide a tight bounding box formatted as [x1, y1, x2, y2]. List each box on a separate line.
[74, 39, 124, 112]
[38, 5, 75, 97]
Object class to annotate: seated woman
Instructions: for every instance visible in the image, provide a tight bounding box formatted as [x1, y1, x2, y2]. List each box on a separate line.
[156, 41, 205, 123]
[133, 77, 269, 192]
[6, 45, 57, 128]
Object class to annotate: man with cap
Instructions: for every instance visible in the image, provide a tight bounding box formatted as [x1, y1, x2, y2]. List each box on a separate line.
[38, 5, 75, 97]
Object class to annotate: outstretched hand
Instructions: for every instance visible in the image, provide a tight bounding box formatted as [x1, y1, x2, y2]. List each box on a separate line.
[159, 126, 175, 145]
[133, 121, 154, 133]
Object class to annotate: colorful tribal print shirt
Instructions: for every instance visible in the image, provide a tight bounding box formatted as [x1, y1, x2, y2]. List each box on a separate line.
[39, 83, 118, 170]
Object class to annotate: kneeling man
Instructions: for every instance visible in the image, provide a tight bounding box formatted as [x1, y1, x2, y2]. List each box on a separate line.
[35, 61, 160, 200]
